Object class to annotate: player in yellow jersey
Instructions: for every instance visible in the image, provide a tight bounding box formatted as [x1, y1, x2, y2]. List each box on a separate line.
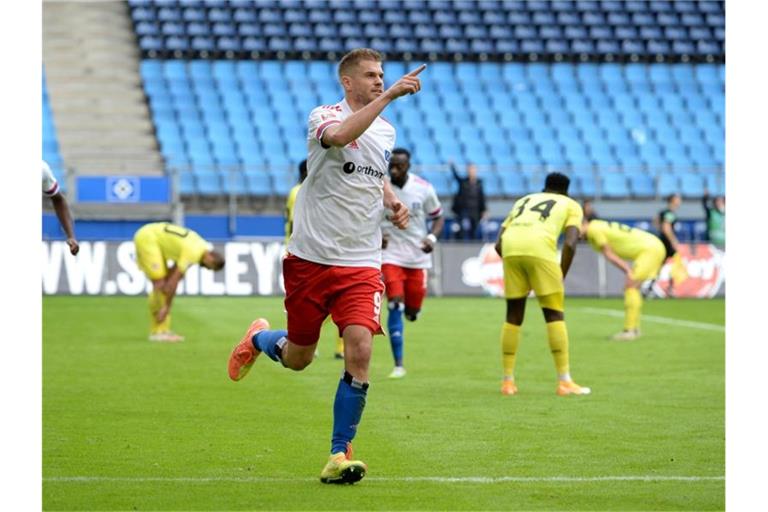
[581, 202, 666, 341]
[284, 160, 345, 359]
[494, 172, 590, 397]
[133, 222, 225, 342]
[284, 160, 307, 247]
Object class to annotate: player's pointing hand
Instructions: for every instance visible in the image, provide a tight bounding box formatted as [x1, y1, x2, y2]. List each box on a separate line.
[385, 64, 427, 100]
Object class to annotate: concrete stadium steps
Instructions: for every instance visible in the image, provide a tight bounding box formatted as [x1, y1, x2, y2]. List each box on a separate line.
[43, 0, 163, 176]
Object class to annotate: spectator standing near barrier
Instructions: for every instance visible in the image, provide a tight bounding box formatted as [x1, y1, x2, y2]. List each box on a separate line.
[450, 162, 487, 240]
[701, 191, 725, 250]
[655, 193, 688, 294]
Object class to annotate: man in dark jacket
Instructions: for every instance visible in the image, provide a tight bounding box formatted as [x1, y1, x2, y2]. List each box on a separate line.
[450, 163, 487, 240]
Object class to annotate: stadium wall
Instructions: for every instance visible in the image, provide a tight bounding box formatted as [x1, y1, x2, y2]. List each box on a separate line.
[42, 240, 724, 299]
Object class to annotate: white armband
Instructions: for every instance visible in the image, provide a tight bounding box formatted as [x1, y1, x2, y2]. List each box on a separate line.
[426, 233, 437, 244]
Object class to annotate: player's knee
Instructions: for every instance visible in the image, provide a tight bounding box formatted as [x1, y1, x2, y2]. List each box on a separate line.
[404, 307, 420, 322]
[542, 308, 564, 323]
[283, 352, 314, 371]
[388, 299, 404, 311]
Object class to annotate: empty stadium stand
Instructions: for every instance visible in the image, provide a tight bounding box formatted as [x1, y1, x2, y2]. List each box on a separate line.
[130, 0, 724, 63]
[141, 58, 724, 199]
[119, 0, 726, 200]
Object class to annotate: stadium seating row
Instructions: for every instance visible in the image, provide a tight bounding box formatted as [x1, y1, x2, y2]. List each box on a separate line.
[175, 166, 724, 199]
[129, 0, 724, 61]
[140, 59, 724, 198]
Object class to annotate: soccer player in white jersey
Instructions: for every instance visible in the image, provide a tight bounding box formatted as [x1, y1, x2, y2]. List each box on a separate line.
[42, 160, 79, 255]
[381, 148, 444, 379]
[227, 49, 425, 484]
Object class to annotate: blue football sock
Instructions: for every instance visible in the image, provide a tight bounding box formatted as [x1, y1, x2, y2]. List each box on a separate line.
[331, 371, 368, 455]
[252, 329, 288, 362]
[387, 302, 404, 366]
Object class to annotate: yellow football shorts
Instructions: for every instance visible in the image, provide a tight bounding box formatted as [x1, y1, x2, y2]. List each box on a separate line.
[134, 227, 167, 281]
[503, 255, 565, 310]
[630, 240, 666, 281]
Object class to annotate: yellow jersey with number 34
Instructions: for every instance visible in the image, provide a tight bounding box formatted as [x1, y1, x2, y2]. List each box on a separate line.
[500, 192, 583, 263]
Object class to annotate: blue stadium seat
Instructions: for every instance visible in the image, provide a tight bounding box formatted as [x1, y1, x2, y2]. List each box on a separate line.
[419, 170, 454, 197]
[601, 173, 629, 198]
[627, 174, 655, 198]
[245, 171, 273, 196]
[657, 174, 680, 197]
[679, 172, 705, 197]
[704, 173, 725, 196]
[499, 172, 528, 197]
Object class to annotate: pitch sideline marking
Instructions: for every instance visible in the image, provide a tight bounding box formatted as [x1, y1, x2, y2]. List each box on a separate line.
[44, 475, 724, 484]
[576, 307, 725, 332]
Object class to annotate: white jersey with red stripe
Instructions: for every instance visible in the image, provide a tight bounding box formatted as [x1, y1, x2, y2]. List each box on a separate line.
[42, 160, 59, 197]
[382, 173, 442, 269]
[287, 98, 396, 268]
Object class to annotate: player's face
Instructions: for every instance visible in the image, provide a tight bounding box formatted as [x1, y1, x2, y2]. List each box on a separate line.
[714, 197, 725, 211]
[670, 195, 682, 209]
[344, 59, 384, 105]
[388, 154, 409, 182]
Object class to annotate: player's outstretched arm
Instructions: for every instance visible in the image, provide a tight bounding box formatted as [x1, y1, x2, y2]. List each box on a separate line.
[323, 64, 427, 148]
[560, 226, 580, 278]
[50, 193, 79, 255]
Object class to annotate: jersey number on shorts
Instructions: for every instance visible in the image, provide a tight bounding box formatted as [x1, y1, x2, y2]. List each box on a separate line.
[513, 198, 557, 221]
[163, 225, 190, 237]
[373, 291, 382, 320]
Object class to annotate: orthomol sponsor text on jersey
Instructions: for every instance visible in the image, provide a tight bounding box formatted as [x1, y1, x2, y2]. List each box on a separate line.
[342, 161, 385, 179]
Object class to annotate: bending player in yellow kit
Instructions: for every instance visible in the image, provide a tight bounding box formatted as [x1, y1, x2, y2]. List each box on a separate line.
[581, 202, 666, 341]
[494, 173, 589, 396]
[133, 222, 225, 342]
[285, 160, 345, 359]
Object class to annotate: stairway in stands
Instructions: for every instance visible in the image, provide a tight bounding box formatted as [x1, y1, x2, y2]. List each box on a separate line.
[43, 1, 163, 176]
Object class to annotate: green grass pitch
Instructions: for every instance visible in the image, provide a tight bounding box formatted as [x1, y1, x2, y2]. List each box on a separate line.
[43, 296, 724, 511]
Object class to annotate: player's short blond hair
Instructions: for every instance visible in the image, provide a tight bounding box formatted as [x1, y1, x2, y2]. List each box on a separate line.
[338, 48, 383, 79]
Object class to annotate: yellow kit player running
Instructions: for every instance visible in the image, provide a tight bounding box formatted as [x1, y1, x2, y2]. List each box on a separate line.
[581, 204, 666, 341]
[494, 172, 589, 397]
[285, 160, 345, 360]
[133, 222, 225, 342]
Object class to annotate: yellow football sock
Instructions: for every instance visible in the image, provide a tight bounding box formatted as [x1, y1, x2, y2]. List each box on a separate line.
[500, 323, 521, 379]
[335, 336, 344, 356]
[148, 290, 170, 334]
[546, 321, 570, 378]
[624, 287, 642, 331]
